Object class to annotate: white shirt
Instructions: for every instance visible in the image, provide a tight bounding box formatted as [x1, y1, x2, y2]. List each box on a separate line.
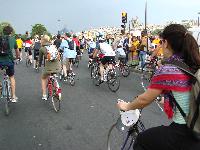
[99, 42, 115, 56]
[116, 48, 126, 56]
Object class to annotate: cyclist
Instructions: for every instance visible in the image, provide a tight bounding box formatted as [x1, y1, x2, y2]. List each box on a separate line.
[16, 34, 23, 61]
[0, 26, 19, 102]
[39, 35, 61, 100]
[33, 35, 41, 69]
[72, 34, 81, 61]
[59, 33, 76, 81]
[93, 37, 115, 82]
[117, 24, 200, 150]
[24, 37, 33, 64]
[53, 34, 62, 50]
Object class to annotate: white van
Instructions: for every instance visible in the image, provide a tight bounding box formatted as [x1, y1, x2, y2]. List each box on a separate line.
[188, 27, 200, 48]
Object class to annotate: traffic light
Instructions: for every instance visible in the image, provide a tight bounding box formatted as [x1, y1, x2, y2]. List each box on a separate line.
[122, 12, 127, 23]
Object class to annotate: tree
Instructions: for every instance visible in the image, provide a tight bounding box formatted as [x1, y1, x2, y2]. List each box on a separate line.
[151, 29, 163, 36]
[0, 22, 15, 35]
[31, 24, 48, 37]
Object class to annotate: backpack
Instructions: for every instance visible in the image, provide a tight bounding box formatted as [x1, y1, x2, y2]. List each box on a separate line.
[67, 40, 75, 50]
[0, 36, 10, 56]
[45, 45, 59, 61]
[165, 60, 200, 140]
[33, 41, 41, 50]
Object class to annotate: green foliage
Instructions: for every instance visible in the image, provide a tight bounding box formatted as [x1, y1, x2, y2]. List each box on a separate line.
[31, 24, 48, 37]
[0, 22, 15, 35]
[151, 28, 163, 36]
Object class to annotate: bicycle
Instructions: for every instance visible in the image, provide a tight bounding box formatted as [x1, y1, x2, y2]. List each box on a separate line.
[92, 61, 120, 92]
[0, 66, 12, 116]
[46, 73, 62, 112]
[118, 57, 130, 77]
[107, 103, 145, 150]
[73, 56, 79, 68]
[59, 58, 76, 86]
[35, 55, 39, 72]
[25, 55, 32, 67]
[140, 56, 164, 111]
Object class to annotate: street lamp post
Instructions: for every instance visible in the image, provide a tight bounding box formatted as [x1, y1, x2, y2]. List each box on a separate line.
[144, 0, 148, 52]
[57, 19, 61, 34]
[198, 12, 200, 27]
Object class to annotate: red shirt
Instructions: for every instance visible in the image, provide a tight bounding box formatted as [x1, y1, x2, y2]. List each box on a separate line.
[72, 38, 80, 47]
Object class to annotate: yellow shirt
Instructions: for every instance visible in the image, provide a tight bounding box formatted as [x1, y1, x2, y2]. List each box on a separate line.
[152, 39, 160, 45]
[16, 38, 23, 49]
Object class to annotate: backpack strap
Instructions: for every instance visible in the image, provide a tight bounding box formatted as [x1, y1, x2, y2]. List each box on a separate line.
[170, 91, 187, 121]
[190, 92, 200, 129]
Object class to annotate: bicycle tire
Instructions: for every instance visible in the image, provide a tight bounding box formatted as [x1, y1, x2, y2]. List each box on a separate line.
[92, 67, 100, 86]
[69, 75, 75, 86]
[26, 59, 31, 67]
[121, 65, 130, 77]
[51, 80, 61, 112]
[4, 82, 10, 116]
[107, 71, 120, 92]
[107, 122, 135, 150]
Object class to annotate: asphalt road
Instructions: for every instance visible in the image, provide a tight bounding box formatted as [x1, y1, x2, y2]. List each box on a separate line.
[0, 52, 169, 150]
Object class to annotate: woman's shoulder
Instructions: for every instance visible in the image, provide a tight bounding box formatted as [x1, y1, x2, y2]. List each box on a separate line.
[155, 64, 184, 76]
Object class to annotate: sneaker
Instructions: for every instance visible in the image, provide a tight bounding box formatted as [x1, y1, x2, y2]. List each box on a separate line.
[42, 95, 47, 101]
[10, 96, 18, 103]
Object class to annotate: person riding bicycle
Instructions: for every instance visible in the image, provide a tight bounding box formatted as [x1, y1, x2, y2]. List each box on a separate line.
[93, 37, 116, 82]
[24, 37, 33, 64]
[59, 33, 77, 81]
[39, 35, 61, 100]
[16, 34, 23, 61]
[0, 26, 19, 102]
[117, 24, 200, 150]
[33, 35, 41, 69]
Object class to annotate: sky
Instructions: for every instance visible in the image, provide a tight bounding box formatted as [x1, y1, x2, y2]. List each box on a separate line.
[0, 0, 200, 34]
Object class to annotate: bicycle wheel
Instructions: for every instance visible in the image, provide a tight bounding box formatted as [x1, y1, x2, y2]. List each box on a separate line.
[69, 74, 75, 86]
[140, 71, 151, 91]
[75, 58, 79, 68]
[35, 64, 39, 72]
[26, 59, 31, 67]
[92, 68, 100, 86]
[121, 65, 130, 77]
[4, 81, 11, 116]
[51, 80, 61, 112]
[107, 121, 136, 150]
[107, 71, 120, 92]
[90, 64, 97, 78]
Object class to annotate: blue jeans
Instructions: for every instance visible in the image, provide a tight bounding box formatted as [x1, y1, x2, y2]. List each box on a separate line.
[139, 51, 147, 68]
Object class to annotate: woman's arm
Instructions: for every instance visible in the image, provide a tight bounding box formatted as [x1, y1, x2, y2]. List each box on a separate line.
[117, 88, 163, 111]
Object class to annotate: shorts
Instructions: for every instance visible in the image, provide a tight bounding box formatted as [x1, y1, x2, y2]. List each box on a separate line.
[42, 60, 61, 78]
[76, 46, 81, 55]
[62, 57, 74, 65]
[34, 49, 39, 60]
[0, 61, 14, 77]
[25, 47, 32, 55]
[101, 56, 115, 65]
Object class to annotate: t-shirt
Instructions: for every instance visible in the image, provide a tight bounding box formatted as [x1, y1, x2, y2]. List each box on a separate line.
[99, 42, 115, 56]
[0, 36, 17, 62]
[116, 48, 126, 56]
[16, 38, 23, 49]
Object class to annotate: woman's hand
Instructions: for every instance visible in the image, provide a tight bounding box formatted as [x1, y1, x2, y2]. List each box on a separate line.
[116, 100, 130, 111]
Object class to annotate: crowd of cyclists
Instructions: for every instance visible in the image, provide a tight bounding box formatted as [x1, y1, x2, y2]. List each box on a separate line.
[0, 24, 200, 149]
